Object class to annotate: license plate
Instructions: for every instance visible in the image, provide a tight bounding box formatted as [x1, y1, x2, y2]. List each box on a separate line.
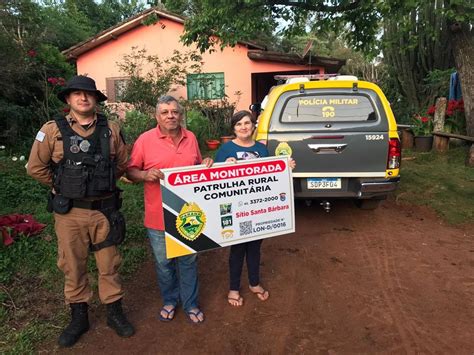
[307, 178, 341, 189]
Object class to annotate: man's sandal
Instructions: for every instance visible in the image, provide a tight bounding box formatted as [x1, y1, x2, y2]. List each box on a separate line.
[186, 309, 205, 324]
[159, 305, 176, 322]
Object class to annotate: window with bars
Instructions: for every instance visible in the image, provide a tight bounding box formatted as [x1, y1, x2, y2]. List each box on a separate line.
[105, 77, 129, 102]
[187, 73, 225, 100]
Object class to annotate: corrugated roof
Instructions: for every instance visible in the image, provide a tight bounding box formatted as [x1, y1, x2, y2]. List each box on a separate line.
[247, 50, 346, 73]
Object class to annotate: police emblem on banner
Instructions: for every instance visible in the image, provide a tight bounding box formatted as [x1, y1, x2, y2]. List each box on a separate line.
[175, 202, 206, 241]
[221, 229, 234, 239]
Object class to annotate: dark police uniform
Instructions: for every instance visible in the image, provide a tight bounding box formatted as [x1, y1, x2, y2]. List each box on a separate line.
[27, 112, 128, 304]
[27, 75, 134, 347]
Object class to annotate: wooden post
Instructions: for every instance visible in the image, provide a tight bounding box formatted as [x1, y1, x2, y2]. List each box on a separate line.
[433, 135, 449, 152]
[432, 97, 447, 152]
[466, 144, 474, 167]
[433, 97, 447, 132]
[401, 129, 414, 149]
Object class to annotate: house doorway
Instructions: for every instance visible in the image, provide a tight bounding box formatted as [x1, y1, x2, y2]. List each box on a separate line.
[250, 70, 321, 105]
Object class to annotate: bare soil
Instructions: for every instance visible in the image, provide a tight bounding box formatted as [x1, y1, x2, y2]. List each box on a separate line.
[43, 200, 474, 354]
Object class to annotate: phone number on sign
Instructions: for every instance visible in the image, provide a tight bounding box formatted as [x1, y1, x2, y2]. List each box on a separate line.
[250, 196, 279, 204]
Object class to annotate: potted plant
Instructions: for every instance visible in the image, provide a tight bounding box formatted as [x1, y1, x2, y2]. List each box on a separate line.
[205, 139, 220, 150]
[411, 114, 433, 152]
[220, 135, 234, 144]
[185, 96, 236, 147]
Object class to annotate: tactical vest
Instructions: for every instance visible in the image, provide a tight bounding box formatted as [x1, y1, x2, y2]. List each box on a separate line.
[52, 114, 116, 199]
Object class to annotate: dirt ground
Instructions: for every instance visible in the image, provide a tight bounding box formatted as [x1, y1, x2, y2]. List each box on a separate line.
[42, 199, 473, 354]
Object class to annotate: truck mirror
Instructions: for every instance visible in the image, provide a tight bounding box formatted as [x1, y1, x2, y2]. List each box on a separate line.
[249, 103, 261, 114]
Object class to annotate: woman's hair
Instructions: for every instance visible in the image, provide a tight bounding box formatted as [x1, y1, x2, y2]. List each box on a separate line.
[230, 110, 256, 131]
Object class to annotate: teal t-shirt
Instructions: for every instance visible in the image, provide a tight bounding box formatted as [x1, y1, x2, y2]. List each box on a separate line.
[215, 141, 269, 163]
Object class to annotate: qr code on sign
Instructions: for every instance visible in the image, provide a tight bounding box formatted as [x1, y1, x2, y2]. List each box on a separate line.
[239, 221, 253, 236]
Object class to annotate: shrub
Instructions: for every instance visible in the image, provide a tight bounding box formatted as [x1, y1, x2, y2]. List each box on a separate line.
[185, 95, 237, 140]
[117, 47, 202, 115]
[121, 110, 155, 145]
[185, 109, 210, 148]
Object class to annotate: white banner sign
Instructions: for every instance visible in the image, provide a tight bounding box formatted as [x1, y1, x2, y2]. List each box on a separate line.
[161, 156, 295, 258]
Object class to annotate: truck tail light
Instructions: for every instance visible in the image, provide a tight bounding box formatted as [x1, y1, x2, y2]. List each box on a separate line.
[387, 138, 401, 169]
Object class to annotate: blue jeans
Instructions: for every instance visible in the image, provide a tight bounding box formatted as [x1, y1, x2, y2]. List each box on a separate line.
[147, 229, 199, 312]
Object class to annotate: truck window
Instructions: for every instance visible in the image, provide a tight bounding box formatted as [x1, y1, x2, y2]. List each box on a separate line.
[280, 94, 377, 123]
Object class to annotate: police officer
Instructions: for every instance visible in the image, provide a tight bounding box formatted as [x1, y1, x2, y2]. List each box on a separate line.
[27, 75, 134, 347]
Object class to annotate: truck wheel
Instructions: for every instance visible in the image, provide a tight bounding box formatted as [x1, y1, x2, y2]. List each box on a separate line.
[355, 199, 382, 210]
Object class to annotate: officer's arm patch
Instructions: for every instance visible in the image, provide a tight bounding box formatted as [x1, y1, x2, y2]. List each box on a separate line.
[35, 131, 46, 142]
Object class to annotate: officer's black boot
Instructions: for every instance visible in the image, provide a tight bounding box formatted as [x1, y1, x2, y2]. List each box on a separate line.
[106, 299, 135, 337]
[58, 302, 89, 347]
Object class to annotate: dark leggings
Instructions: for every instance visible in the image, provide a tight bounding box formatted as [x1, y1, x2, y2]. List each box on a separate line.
[229, 240, 263, 291]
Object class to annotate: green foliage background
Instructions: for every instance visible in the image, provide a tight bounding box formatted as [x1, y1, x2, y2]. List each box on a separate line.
[0, 0, 145, 152]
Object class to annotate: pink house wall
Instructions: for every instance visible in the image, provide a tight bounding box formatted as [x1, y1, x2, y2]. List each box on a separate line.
[76, 18, 323, 111]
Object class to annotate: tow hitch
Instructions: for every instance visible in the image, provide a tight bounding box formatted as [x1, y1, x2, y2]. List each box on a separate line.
[320, 200, 331, 212]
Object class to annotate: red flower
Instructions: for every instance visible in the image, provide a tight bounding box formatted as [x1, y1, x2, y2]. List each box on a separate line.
[447, 99, 466, 112]
[427, 105, 436, 115]
[58, 77, 66, 86]
[421, 116, 430, 123]
[446, 109, 453, 117]
[62, 107, 70, 113]
[27, 49, 37, 57]
[1, 228, 14, 246]
[47, 77, 59, 85]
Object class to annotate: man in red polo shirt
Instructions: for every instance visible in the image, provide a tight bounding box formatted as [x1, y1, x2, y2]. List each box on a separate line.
[127, 95, 212, 324]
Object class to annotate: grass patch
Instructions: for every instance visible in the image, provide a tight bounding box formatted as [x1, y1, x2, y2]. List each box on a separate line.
[396, 145, 474, 224]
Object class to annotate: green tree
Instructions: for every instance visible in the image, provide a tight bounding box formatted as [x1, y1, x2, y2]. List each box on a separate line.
[94, 0, 147, 31]
[171, 0, 473, 139]
[0, 0, 151, 150]
[116, 47, 202, 114]
[382, 2, 454, 117]
[40, 0, 95, 50]
[0, 0, 74, 149]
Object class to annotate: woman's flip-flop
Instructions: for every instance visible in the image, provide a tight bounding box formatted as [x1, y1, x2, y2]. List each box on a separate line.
[249, 286, 269, 301]
[227, 296, 244, 306]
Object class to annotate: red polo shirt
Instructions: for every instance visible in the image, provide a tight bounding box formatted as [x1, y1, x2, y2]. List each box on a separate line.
[128, 126, 202, 230]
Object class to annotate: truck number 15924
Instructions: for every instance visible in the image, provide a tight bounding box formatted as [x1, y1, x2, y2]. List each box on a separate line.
[365, 134, 384, 140]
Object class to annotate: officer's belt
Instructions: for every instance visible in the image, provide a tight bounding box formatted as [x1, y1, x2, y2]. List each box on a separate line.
[72, 195, 117, 210]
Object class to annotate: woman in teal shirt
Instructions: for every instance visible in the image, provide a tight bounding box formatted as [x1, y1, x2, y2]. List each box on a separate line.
[215, 110, 295, 307]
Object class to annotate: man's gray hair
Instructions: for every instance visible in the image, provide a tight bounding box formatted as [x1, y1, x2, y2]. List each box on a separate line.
[156, 95, 183, 113]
